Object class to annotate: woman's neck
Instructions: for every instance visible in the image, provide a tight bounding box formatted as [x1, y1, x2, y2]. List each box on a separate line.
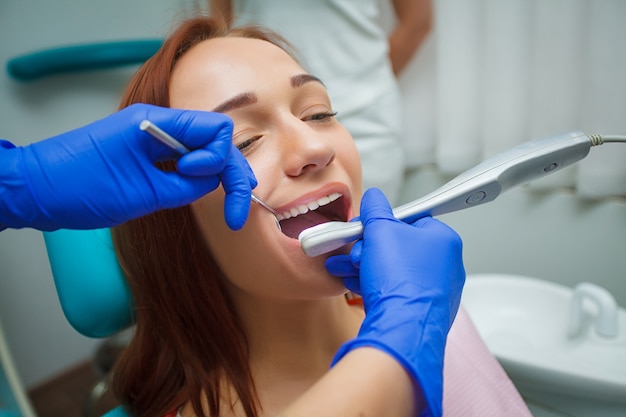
[226, 288, 364, 415]
[239, 294, 362, 363]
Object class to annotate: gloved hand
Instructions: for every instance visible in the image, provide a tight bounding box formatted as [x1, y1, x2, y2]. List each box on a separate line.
[0, 103, 256, 231]
[325, 188, 465, 417]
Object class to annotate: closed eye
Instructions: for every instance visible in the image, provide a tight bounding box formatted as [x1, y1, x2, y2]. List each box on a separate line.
[236, 112, 337, 154]
[305, 111, 337, 122]
[236, 135, 262, 153]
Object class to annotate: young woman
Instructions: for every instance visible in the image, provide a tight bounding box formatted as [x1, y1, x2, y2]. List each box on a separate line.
[110, 16, 530, 417]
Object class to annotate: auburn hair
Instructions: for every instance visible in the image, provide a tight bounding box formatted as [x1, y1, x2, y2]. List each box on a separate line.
[110, 16, 295, 417]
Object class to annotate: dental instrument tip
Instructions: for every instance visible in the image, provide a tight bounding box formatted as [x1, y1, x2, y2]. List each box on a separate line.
[251, 193, 277, 215]
[251, 193, 282, 231]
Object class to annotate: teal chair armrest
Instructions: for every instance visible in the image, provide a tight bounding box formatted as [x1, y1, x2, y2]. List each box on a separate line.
[43, 228, 134, 338]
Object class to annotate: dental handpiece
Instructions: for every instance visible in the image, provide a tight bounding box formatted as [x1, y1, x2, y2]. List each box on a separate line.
[139, 120, 281, 228]
[299, 131, 600, 257]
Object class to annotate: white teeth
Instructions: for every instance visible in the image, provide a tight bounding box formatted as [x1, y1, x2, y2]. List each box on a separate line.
[276, 192, 342, 221]
[317, 196, 330, 206]
[307, 201, 319, 211]
[328, 192, 341, 202]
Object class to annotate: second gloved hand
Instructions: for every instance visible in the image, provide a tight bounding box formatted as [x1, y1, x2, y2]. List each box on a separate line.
[0, 103, 256, 231]
[325, 188, 465, 417]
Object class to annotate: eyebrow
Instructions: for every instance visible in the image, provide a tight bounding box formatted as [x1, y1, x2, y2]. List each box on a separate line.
[291, 73, 325, 88]
[211, 74, 325, 113]
[211, 92, 257, 113]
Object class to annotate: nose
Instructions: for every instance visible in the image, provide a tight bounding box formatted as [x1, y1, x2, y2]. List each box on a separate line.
[281, 120, 336, 177]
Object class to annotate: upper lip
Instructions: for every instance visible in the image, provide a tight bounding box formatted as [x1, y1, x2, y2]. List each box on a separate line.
[274, 182, 352, 221]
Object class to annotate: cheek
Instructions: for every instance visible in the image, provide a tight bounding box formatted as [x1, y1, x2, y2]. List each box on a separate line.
[191, 190, 226, 235]
[337, 133, 363, 214]
[191, 191, 247, 271]
[191, 190, 257, 268]
[191, 190, 281, 292]
[240, 143, 284, 192]
[334, 124, 362, 179]
[344, 142, 362, 189]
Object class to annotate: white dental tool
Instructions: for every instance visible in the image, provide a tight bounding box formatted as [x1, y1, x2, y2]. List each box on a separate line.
[299, 131, 618, 257]
[139, 120, 281, 229]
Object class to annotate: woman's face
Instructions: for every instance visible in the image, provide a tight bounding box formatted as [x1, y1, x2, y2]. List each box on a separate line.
[169, 37, 362, 300]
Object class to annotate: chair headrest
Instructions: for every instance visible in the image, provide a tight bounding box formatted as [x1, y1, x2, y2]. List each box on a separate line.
[43, 228, 133, 338]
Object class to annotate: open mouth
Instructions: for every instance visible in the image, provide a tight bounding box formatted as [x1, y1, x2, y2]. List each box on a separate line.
[277, 192, 349, 239]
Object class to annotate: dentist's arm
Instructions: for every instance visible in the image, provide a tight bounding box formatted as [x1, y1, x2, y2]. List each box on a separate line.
[280, 347, 418, 417]
[320, 188, 466, 417]
[209, 0, 234, 27]
[0, 103, 255, 232]
[389, 0, 433, 75]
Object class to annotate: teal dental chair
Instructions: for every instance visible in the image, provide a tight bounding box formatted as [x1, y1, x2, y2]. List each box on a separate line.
[43, 228, 134, 417]
[8, 40, 164, 417]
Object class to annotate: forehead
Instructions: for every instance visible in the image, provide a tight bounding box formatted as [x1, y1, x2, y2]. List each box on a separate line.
[169, 37, 305, 110]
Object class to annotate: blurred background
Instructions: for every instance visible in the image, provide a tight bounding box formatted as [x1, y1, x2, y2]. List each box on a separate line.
[0, 0, 624, 415]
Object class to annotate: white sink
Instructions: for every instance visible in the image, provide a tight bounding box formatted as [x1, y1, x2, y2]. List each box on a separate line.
[461, 274, 626, 406]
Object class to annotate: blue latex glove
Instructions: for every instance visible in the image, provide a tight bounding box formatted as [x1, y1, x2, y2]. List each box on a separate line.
[325, 188, 465, 417]
[0, 103, 256, 231]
